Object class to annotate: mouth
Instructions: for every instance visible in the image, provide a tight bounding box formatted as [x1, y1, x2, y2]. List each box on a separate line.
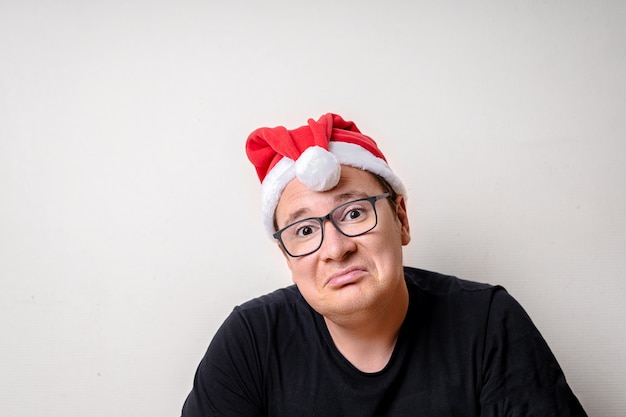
[325, 266, 367, 288]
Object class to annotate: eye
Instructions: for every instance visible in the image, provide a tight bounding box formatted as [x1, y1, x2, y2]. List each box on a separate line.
[293, 221, 320, 238]
[345, 208, 363, 221]
[298, 225, 314, 237]
[338, 204, 368, 223]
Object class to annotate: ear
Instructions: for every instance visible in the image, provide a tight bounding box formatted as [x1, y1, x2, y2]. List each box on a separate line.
[394, 194, 411, 246]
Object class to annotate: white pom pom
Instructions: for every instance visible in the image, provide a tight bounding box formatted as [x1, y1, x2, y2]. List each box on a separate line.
[295, 146, 341, 191]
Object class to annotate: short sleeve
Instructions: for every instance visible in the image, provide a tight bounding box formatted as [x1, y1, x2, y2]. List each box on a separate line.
[479, 288, 587, 416]
[181, 309, 265, 417]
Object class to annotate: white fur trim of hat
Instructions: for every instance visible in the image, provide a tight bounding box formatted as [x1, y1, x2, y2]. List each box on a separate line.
[261, 141, 407, 238]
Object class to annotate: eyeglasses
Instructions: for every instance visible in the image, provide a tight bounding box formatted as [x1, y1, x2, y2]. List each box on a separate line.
[273, 193, 391, 258]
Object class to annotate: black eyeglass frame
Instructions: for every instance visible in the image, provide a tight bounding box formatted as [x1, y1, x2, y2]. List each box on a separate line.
[273, 193, 391, 258]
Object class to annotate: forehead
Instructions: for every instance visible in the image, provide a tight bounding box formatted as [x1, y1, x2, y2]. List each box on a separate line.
[275, 166, 382, 224]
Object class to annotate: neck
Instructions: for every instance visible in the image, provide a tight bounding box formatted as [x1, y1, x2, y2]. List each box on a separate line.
[324, 281, 409, 373]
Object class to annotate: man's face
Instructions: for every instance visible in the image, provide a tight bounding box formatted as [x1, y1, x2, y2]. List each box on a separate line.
[274, 166, 411, 323]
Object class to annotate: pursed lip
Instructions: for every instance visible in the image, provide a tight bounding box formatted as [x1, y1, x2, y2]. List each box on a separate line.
[325, 266, 368, 288]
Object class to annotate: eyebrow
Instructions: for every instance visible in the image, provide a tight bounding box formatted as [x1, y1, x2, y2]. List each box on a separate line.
[282, 191, 371, 227]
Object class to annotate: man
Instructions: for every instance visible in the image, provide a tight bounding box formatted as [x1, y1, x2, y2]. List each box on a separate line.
[182, 113, 587, 416]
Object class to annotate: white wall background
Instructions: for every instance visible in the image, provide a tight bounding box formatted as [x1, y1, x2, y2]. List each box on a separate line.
[1, 1, 624, 416]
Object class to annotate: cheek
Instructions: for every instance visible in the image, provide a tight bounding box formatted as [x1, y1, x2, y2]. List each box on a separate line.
[288, 258, 316, 285]
[378, 218, 403, 246]
[372, 222, 406, 264]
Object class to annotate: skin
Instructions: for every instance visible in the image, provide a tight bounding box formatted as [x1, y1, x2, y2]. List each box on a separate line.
[274, 165, 411, 372]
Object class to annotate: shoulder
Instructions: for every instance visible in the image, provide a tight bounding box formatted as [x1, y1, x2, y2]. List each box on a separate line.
[403, 267, 541, 340]
[237, 284, 303, 308]
[234, 284, 308, 318]
[403, 266, 517, 327]
[183, 289, 308, 416]
[220, 285, 316, 339]
[203, 285, 317, 377]
[404, 266, 499, 295]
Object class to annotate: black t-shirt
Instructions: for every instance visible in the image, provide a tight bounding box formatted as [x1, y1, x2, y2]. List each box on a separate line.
[182, 267, 587, 416]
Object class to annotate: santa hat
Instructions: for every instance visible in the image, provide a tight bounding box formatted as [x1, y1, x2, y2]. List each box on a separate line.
[245, 113, 407, 237]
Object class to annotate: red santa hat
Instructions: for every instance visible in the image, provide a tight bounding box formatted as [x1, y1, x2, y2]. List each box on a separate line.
[246, 113, 407, 237]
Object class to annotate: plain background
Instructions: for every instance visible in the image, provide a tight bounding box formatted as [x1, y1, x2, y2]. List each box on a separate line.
[1, 1, 624, 416]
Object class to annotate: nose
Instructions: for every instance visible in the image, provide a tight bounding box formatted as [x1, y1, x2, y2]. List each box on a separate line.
[318, 219, 357, 261]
